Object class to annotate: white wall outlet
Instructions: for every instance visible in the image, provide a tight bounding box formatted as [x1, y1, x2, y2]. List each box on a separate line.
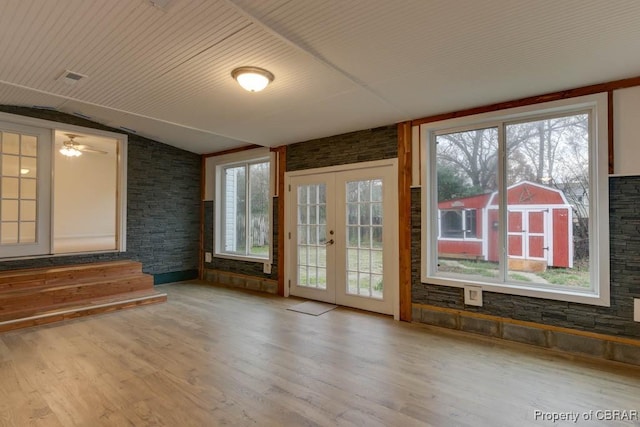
[634, 298, 640, 322]
[464, 285, 483, 307]
[205, 252, 212, 263]
[263, 263, 271, 274]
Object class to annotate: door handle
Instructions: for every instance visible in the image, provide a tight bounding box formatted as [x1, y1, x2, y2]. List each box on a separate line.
[325, 239, 335, 246]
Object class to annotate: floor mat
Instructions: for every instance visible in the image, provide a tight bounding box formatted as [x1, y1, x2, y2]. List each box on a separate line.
[286, 301, 338, 316]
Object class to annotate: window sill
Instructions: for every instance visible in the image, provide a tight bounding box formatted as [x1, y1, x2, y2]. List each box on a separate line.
[214, 252, 271, 264]
[422, 275, 610, 307]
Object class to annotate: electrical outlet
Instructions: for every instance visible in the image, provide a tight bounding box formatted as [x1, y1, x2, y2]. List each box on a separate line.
[263, 263, 271, 274]
[635, 298, 640, 322]
[205, 252, 212, 263]
[464, 285, 483, 307]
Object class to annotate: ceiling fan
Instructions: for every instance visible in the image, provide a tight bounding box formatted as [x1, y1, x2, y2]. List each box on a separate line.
[59, 134, 108, 157]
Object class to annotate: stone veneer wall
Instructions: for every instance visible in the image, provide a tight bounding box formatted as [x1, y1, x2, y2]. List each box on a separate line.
[203, 199, 279, 281]
[203, 124, 398, 287]
[412, 178, 640, 339]
[287, 125, 397, 172]
[0, 106, 200, 284]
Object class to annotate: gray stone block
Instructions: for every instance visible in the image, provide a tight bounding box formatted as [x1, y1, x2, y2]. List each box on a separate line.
[244, 278, 261, 291]
[420, 308, 459, 330]
[412, 306, 422, 323]
[261, 281, 277, 294]
[502, 323, 548, 347]
[460, 316, 500, 337]
[551, 332, 606, 358]
[609, 342, 640, 366]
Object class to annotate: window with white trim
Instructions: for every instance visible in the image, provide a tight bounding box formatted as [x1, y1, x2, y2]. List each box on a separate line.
[216, 157, 271, 261]
[0, 113, 127, 259]
[421, 93, 610, 306]
[439, 209, 477, 239]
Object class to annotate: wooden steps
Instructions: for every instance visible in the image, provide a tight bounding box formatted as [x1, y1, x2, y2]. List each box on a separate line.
[0, 261, 166, 332]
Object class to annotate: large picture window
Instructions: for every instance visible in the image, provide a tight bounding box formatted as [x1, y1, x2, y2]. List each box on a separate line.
[216, 157, 271, 261]
[422, 94, 609, 306]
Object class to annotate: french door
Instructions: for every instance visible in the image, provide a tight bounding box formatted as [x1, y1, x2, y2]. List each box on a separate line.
[286, 161, 398, 316]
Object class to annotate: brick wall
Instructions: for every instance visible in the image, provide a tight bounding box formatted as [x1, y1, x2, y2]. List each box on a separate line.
[0, 106, 200, 283]
[412, 179, 640, 339]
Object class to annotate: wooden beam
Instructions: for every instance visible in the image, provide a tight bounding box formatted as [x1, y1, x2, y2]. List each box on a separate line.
[198, 155, 206, 280]
[397, 122, 412, 322]
[411, 74, 640, 127]
[608, 90, 614, 174]
[273, 146, 287, 296]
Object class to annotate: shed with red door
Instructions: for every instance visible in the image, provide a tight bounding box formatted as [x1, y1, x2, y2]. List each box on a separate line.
[437, 181, 573, 268]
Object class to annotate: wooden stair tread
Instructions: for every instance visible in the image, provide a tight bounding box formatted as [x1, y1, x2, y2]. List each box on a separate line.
[0, 260, 142, 279]
[0, 289, 167, 324]
[0, 260, 145, 292]
[0, 261, 165, 332]
[0, 274, 152, 298]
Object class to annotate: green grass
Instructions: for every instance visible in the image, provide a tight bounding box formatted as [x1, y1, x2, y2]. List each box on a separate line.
[439, 259, 499, 278]
[297, 245, 383, 297]
[250, 245, 269, 255]
[439, 258, 590, 288]
[508, 273, 532, 282]
[538, 268, 590, 288]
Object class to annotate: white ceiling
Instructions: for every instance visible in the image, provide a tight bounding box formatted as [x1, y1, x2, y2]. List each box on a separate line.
[1, 0, 640, 154]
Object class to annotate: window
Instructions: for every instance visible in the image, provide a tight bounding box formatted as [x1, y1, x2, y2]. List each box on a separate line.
[422, 93, 609, 306]
[52, 130, 124, 254]
[440, 209, 477, 239]
[0, 113, 127, 259]
[216, 155, 271, 261]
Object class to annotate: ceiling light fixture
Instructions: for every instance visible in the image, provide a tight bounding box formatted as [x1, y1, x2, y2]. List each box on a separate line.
[60, 147, 82, 157]
[231, 66, 274, 92]
[59, 134, 86, 157]
[60, 146, 82, 157]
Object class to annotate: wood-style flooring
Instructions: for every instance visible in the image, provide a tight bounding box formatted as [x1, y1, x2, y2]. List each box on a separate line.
[1, 281, 639, 426]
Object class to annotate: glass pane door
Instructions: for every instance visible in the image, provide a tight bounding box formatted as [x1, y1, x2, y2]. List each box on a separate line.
[345, 179, 383, 299]
[289, 174, 336, 304]
[288, 162, 397, 315]
[297, 183, 328, 290]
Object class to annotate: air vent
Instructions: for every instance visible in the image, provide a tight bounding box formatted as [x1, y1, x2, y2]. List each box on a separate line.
[119, 126, 137, 134]
[57, 70, 87, 85]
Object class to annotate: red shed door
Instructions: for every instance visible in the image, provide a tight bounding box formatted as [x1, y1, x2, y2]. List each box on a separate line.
[508, 209, 549, 262]
[507, 210, 523, 258]
[526, 210, 548, 261]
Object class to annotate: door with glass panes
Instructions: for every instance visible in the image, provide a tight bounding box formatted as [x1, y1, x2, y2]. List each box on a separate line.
[287, 162, 397, 315]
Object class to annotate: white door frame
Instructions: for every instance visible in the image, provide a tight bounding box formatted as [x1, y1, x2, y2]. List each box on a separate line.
[284, 159, 399, 320]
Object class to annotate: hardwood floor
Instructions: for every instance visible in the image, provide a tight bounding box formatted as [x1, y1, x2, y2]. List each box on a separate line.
[1, 281, 639, 426]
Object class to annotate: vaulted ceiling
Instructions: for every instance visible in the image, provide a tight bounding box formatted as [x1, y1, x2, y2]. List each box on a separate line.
[1, 0, 640, 154]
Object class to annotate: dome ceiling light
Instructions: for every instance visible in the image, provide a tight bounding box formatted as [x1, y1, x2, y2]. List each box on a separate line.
[231, 66, 274, 92]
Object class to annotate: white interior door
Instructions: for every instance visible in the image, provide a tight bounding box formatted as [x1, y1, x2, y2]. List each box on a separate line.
[287, 161, 398, 316]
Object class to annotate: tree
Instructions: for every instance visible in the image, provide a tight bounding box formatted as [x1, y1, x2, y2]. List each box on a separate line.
[437, 164, 480, 201]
